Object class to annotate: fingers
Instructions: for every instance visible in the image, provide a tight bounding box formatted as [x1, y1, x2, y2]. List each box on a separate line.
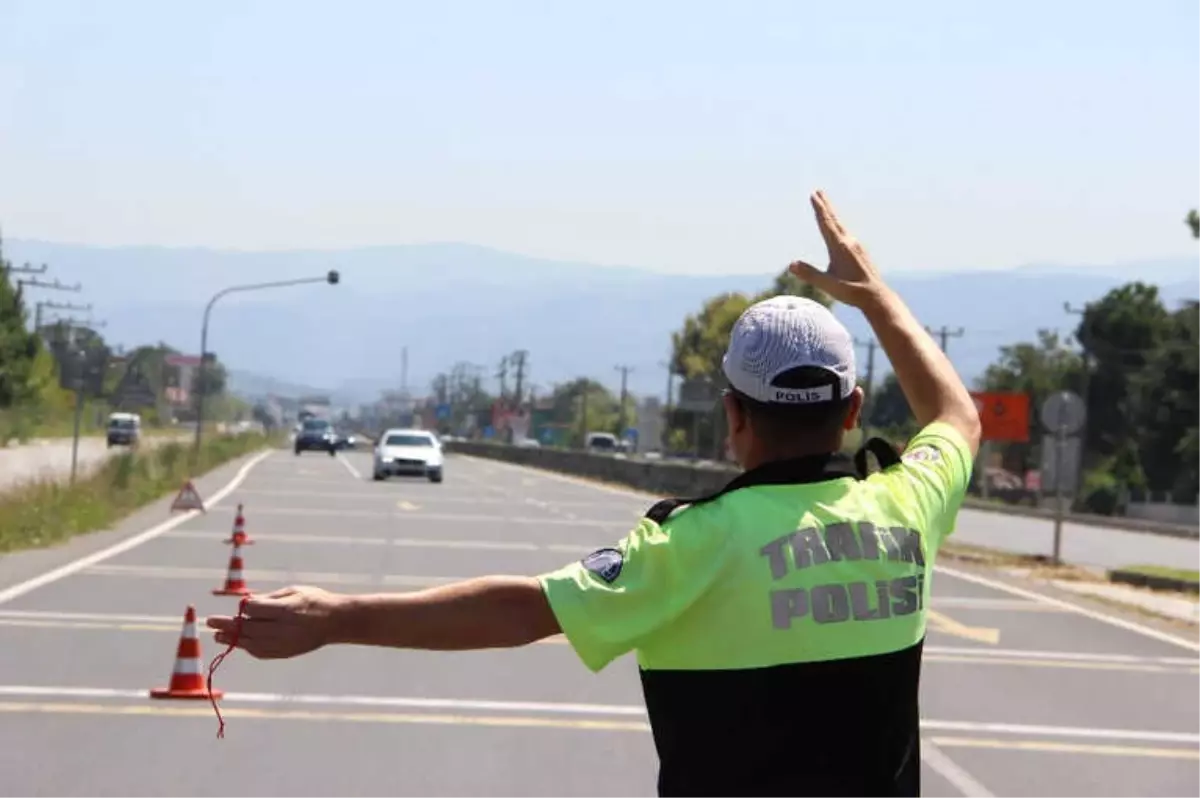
[810, 190, 848, 253]
[240, 589, 298, 620]
[788, 260, 834, 291]
[206, 615, 239, 633]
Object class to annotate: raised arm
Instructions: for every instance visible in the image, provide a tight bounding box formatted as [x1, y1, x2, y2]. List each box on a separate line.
[788, 191, 981, 456]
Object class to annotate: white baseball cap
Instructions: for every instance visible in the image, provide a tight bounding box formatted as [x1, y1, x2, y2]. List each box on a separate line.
[722, 295, 856, 405]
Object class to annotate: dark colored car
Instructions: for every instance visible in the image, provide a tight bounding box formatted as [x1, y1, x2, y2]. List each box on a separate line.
[294, 418, 337, 456]
[330, 430, 360, 450]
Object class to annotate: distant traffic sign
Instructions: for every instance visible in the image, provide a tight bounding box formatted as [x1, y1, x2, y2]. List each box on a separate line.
[170, 480, 206, 513]
[1040, 435, 1082, 495]
[677, 378, 718, 412]
[969, 391, 1030, 443]
[1041, 391, 1086, 435]
[436, 403, 452, 421]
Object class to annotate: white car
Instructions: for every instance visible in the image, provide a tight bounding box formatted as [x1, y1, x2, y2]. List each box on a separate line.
[373, 428, 444, 483]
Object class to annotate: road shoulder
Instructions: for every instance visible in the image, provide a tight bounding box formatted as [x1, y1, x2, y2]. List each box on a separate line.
[0, 447, 274, 596]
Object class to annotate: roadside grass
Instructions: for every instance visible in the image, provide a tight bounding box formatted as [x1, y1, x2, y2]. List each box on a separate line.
[0, 432, 275, 553]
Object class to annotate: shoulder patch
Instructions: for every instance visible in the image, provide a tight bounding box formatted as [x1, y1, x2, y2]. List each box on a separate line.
[581, 547, 624, 583]
[902, 445, 942, 464]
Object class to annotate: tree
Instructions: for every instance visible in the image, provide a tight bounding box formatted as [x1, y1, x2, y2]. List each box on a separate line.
[0, 246, 41, 409]
[670, 292, 753, 380]
[1187, 209, 1199, 239]
[755, 267, 834, 308]
[1136, 300, 1198, 499]
[1074, 283, 1173, 487]
[668, 269, 836, 383]
[193, 359, 228, 398]
[864, 373, 914, 436]
[546, 377, 627, 446]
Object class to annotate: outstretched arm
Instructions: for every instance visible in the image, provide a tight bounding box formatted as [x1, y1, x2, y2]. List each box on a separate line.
[207, 578, 561, 659]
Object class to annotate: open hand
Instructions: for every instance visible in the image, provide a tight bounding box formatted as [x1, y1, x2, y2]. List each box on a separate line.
[207, 585, 342, 660]
[789, 191, 888, 309]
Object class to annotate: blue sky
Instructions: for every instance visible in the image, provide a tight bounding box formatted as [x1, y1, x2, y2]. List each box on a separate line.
[1, 0, 1196, 275]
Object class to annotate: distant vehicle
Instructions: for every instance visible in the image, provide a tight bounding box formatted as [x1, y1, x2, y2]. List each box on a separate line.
[338, 431, 360, 450]
[585, 432, 618, 454]
[373, 428, 444, 483]
[514, 437, 541, 448]
[106, 412, 141, 448]
[294, 418, 337, 456]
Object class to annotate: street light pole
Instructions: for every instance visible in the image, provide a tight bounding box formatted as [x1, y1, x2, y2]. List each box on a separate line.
[193, 272, 340, 453]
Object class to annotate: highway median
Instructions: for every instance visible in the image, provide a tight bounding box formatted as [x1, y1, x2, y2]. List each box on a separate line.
[442, 440, 1199, 541]
[0, 432, 276, 554]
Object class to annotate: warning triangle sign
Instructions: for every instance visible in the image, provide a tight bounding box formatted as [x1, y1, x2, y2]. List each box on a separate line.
[171, 480, 206, 513]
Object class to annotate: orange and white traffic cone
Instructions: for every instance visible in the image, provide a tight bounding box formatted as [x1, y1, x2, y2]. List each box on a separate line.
[223, 503, 254, 545]
[212, 543, 251, 596]
[150, 605, 222, 700]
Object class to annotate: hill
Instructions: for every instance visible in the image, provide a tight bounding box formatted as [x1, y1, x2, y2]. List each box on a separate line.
[6, 239, 1197, 402]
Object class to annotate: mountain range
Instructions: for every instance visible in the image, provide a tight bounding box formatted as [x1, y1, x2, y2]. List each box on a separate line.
[5, 239, 1197, 404]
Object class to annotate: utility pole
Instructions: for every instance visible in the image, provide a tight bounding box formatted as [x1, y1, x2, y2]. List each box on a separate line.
[853, 338, 877, 435]
[579, 387, 589, 448]
[659, 359, 674, 452]
[925, 325, 964, 353]
[400, 347, 408, 395]
[13, 275, 83, 331]
[37, 300, 92, 335]
[614, 364, 634, 436]
[2, 262, 48, 277]
[510, 350, 528, 407]
[496, 355, 509, 404]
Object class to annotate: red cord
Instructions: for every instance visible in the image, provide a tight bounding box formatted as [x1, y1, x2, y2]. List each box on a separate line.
[208, 596, 249, 739]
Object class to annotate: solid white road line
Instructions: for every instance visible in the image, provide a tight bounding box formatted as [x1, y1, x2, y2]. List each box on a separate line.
[921, 738, 995, 798]
[163, 528, 582, 553]
[335, 452, 363, 480]
[931, 597, 1062, 611]
[0, 449, 274, 606]
[0, 610, 181, 624]
[1, 684, 1194, 747]
[918, 719, 1200, 745]
[0, 685, 644, 716]
[924, 644, 1197, 666]
[935, 564, 1200, 653]
[459, 455, 1200, 653]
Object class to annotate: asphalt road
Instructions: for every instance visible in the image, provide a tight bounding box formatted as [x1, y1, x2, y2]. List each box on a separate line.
[948, 506, 1196, 572]
[0, 448, 1196, 796]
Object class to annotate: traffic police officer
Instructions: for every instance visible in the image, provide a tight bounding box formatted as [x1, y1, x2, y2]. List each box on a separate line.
[209, 191, 982, 797]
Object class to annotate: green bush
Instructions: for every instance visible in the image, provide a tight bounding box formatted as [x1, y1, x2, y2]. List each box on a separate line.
[0, 433, 273, 553]
[1080, 466, 1121, 516]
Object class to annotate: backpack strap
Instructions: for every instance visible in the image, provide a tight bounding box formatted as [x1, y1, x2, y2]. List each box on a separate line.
[643, 448, 882, 524]
[853, 436, 903, 477]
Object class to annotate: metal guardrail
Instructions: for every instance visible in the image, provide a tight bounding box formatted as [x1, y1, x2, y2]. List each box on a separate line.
[445, 440, 1198, 541]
